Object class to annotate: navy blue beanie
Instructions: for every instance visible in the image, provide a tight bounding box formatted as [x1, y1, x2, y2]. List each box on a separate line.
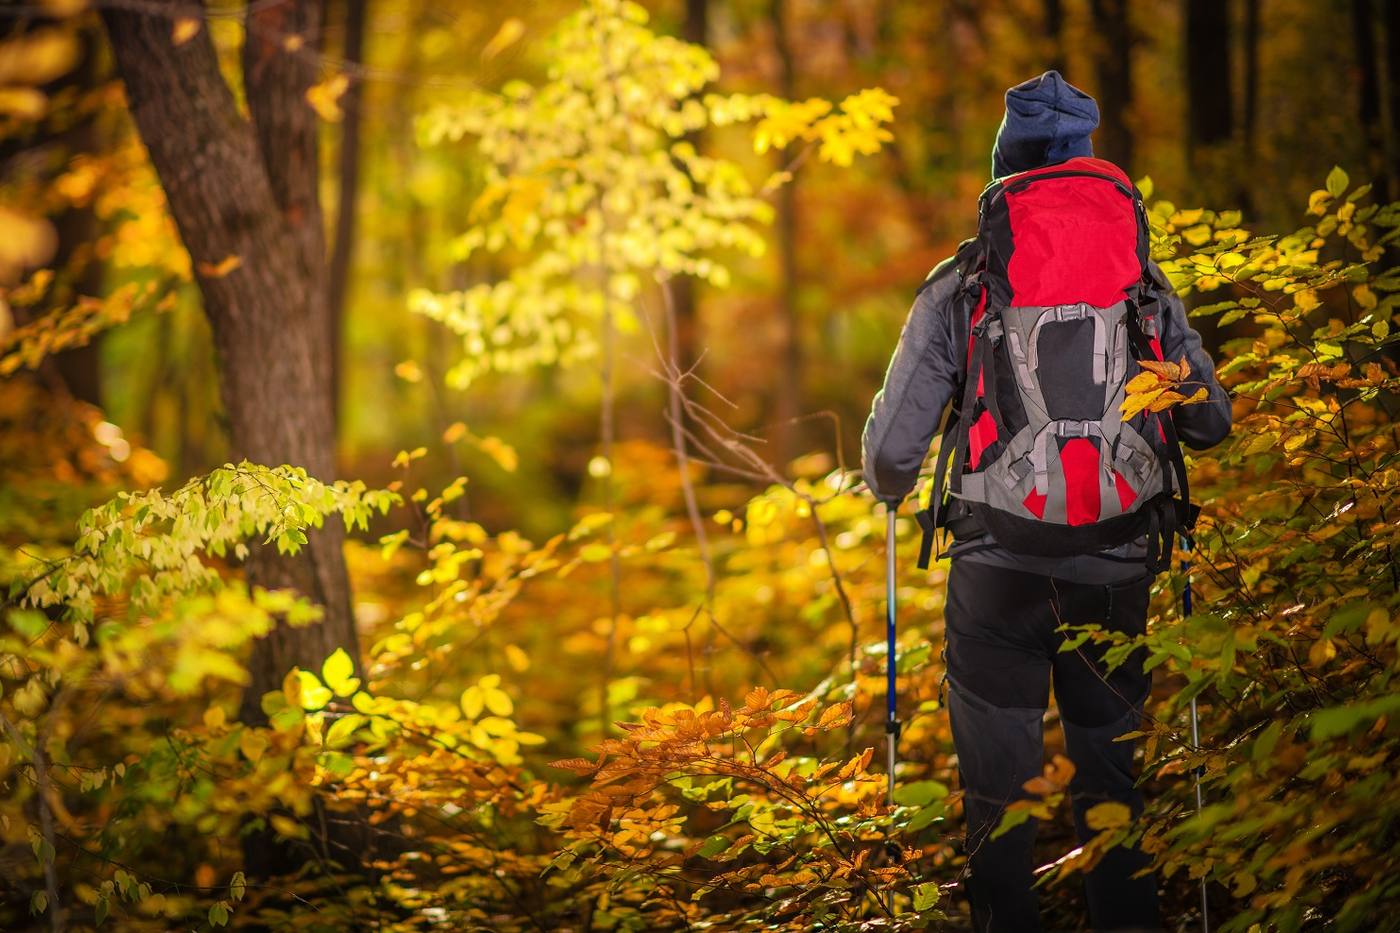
[991, 70, 1099, 179]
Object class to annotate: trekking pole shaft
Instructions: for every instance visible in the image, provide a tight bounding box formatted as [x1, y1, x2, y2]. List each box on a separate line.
[885, 506, 899, 917]
[1182, 535, 1208, 932]
[886, 507, 898, 805]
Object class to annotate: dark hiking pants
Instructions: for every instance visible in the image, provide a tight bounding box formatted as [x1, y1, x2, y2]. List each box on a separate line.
[943, 559, 1162, 932]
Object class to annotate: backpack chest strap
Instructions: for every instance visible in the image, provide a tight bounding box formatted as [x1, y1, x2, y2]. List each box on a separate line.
[1028, 419, 1116, 496]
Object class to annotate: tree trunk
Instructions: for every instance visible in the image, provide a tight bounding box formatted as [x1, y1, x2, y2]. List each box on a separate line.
[99, 1, 359, 722]
[769, 0, 801, 468]
[1187, 0, 1232, 205]
[1354, 0, 1389, 200]
[1242, 0, 1261, 158]
[327, 0, 366, 431]
[1089, 0, 1134, 173]
[1184, 0, 1234, 353]
[1385, 0, 1400, 201]
[669, 0, 707, 381]
[1043, 0, 1066, 75]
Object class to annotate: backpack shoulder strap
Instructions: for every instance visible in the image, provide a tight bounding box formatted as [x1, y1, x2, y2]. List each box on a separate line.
[913, 239, 989, 569]
[914, 235, 982, 299]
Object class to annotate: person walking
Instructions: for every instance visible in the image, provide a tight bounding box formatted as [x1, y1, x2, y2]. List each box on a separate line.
[861, 70, 1232, 932]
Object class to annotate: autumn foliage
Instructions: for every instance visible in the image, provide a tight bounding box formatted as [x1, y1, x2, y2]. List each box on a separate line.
[1, 0, 1398, 930]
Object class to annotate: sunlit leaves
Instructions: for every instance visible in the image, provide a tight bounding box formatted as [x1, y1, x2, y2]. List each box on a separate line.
[305, 73, 350, 122]
[171, 17, 202, 47]
[322, 648, 360, 697]
[1120, 356, 1210, 420]
[410, 0, 894, 387]
[460, 673, 513, 718]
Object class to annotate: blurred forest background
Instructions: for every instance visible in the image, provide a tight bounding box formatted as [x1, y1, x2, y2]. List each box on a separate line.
[0, 0, 1397, 929]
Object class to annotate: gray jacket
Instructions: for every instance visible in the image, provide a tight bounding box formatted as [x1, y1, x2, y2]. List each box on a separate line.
[860, 245, 1233, 583]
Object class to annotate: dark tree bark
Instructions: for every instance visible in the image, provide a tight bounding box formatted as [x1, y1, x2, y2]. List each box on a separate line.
[327, 0, 366, 431]
[99, 1, 360, 727]
[1043, 0, 1065, 74]
[769, 0, 802, 468]
[1354, 0, 1389, 199]
[1089, 0, 1134, 173]
[1243, 0, 1261, 154]
[1184, 0, 1235, 213]
[1184, 0, 1234, 149]
[1386, 0, 1400, 200]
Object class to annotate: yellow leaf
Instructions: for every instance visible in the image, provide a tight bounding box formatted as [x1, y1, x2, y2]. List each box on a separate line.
[283, 668, 302, 707]
[239, 730, 268, 762]
[1308, 638, 1336, 668]
[1121, 387, 1165, 421]
[1123, 371, 1160, 394]
[306, 73, 350, 122]
[321, 648, 360, 697]
[443, 421, 468, 443]
[504, 643, 530, 671]
[460, 685, 484, 719]
[1181, 224, 1213, 247]
[1147, 390, 1188, 412]
[0, 88, 47, 119]
[482, 18, 526, 60]
[1085, 801, 1131, 831]
[270, 814, 308, 839]
[580, 542, 612, 562]
[203, 706, 226, 730]
[171, 17, 202, 46]
[0, 28, 79, 86]
[196, 255, 242, 278]
[484, 687, 513, 717]
[476, 436, 518, 472]
[0, 207, 56, 278]
[295, 669, 332, 709]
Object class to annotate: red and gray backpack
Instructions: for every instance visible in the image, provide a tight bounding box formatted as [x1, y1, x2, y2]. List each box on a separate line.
[915, 156, 1197, 574]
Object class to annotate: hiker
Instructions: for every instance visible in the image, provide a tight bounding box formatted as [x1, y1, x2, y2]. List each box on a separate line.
[861, 70, 1232, 932]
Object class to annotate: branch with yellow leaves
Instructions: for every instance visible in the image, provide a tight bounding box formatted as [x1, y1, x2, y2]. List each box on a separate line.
[1119, 356, 1212, 420]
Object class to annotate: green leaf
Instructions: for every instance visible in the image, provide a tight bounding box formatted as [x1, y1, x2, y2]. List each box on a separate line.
[1310, 694, 1400, 741]
[912, 881, 941, 911]
[325, 713, 365, 748]
[907, 802, 945, 832]
[1252, 721, 1282, 763]
[209, 901, 230, 927]
[698, 833, 731, 858]
[230, 871, 247, 903]
[1326, 165, 1349, 198]
[893, 780, 948, 808]
[989, 806, 1033, 840]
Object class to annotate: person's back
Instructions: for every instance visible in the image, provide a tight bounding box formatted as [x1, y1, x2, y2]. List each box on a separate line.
[860, 70, 1232, 932]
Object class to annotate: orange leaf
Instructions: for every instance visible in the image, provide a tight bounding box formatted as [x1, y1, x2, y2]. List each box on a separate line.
[196, 255, 242, 278]
[171, 17, 202, 46]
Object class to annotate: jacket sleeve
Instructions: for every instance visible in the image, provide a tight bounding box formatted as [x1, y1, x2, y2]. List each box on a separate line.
[1146, 259, 1234, 450]
[861, 256, 967, 504]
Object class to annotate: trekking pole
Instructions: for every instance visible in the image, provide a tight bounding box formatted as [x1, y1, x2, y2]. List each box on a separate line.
[884, 503, 901, 915]
[1181, 534, 1209, 933]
